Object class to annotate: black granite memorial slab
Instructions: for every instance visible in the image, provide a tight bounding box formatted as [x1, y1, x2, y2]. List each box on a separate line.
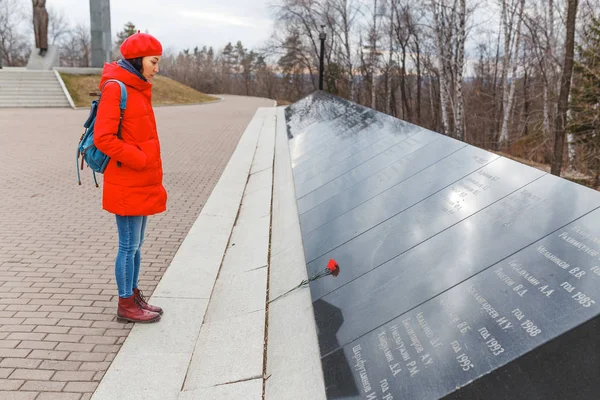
[294, 124, 426, 187]
[321, 207, 600, 399]
[295, 129, 441, 211]
[294, 125, 432, 198]
[286, 91, 353, 136]
[292, 114, 415, 180]
[290, 112, 373, 165]
[312, 174, 600, 354]
[284, 92, 600, 399]
[289, 101, 380, 166]
[302, 152, 531, 264]
[298, 136, 466, 231]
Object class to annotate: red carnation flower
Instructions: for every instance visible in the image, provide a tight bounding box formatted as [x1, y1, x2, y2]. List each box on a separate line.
[269, 258, 341, 303]
[327, 259, 340, 277]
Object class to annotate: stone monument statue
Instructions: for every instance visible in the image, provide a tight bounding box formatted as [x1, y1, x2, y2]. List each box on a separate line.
[32, 0, 49, 56]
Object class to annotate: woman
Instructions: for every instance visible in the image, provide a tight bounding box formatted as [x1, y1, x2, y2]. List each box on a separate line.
[94, 32, 167, 323]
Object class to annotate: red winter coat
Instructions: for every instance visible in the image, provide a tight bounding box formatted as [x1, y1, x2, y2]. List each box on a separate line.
[94, 62, 167, 216]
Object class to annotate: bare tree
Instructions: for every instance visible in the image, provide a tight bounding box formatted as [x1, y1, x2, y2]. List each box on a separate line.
[59, 23, 90, 67]
[48, 6, 70, 46]
[406, 5, 424, 124]
[431, 0, 452, 134]
[430, 0, 469, 139]
[328, 0, 361, 100]
[369, 0, 381, 109]
[499, 0, 526, 147]
[454, 0, 467, 140]
[394, 3, 413, 120]
[0, 0, 30, 66]
[551, 0, 579, 176]
[523, 1, 559, 139]
[273, 0, 330, 90]
[385, 0, 396, 114]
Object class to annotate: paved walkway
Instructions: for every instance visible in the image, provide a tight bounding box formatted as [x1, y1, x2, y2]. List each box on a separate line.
[0, 95, 273, 400]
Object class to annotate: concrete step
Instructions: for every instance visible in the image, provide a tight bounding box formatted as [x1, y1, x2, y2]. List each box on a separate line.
[0, 89, 66, 94]
[0, 86, 66, 91]
[0, 79, 63, 82]
[0, 102, 70, 108]
[0, 96, 69, 101]
[0, 88, 65, 93]
[0, 94, 68, 99]
[0, 85, 64, 90]
[0, 72, 56, 76]
[0, 98, 70, 103]
[0, 88, 64, 94]
[0, 71, 55, 75]
[0, 69, 71, 107]
[0, 76, 58, 81]
[0, 80, 62, 85]
[0, 74, 56, 78]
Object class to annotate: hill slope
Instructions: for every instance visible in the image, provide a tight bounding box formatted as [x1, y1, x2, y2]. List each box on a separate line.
[59, 73, 219, 108]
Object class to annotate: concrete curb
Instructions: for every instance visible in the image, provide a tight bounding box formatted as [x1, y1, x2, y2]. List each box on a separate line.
[74, 97, 226, 111]
[264, 107, 326, 400]
[181, 109, 276, 398]
[53, 68, 76, 109]
[152, 97, 225, 108]
[55, 67, 104, 75]
[91, 107, 274, 400]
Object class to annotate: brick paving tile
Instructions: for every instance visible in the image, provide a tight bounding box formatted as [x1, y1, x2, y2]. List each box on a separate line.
[51, 371, 95, 382]
[0, 349, 32, 358]
[57, 320, 93, 328]
[66, 353, 105, 363]
[0, 368, 15, 378]
[0, 391, 39, 400]
[0, 359, 42, 369]
[0, 326, 35, 333]
[17, 341, 58, 350]
[38, 361, 82, 371]
[33, 326, 70, 334]
[7, 333, 46, 341]
[27, 350, 69, 361]
[36, 393, 82, 400]
[20, 380, 66, 392]
[0, 379, 25, 390]
[78, 362, 110, 371]
[43, 334, 83, 343]
[55, 344, 95, 353]
[0, 95, 272, 398]
[9, 369, 54, 380]
[63, 382, 99, 393]
[0, 340, 21, 348]
[92, 371, 104, 382]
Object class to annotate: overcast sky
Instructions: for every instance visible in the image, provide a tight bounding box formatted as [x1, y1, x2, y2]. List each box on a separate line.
[22, 0, 275, 52]
[16, 0, 514, 62]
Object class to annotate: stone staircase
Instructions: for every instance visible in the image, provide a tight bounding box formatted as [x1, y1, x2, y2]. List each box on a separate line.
[0, 68, 72, 108]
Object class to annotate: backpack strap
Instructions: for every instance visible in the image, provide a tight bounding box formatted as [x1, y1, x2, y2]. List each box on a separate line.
[101, 80, 128, 167]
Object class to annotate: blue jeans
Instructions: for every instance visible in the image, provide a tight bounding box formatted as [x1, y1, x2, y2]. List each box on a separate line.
[115, 215, 147, 298]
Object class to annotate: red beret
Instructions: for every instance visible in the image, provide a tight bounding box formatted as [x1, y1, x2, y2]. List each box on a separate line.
[120, 32, 162, 59]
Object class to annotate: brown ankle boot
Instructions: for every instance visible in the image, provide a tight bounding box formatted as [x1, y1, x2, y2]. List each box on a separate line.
[117, 294, 161, 323]
[134, 288, 163, 315]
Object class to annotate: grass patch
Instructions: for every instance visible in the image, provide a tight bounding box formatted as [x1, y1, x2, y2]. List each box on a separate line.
[59, 73, 219, 108]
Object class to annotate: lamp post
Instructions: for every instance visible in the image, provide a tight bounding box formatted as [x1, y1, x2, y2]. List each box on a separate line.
[319, 24, 326, 91]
